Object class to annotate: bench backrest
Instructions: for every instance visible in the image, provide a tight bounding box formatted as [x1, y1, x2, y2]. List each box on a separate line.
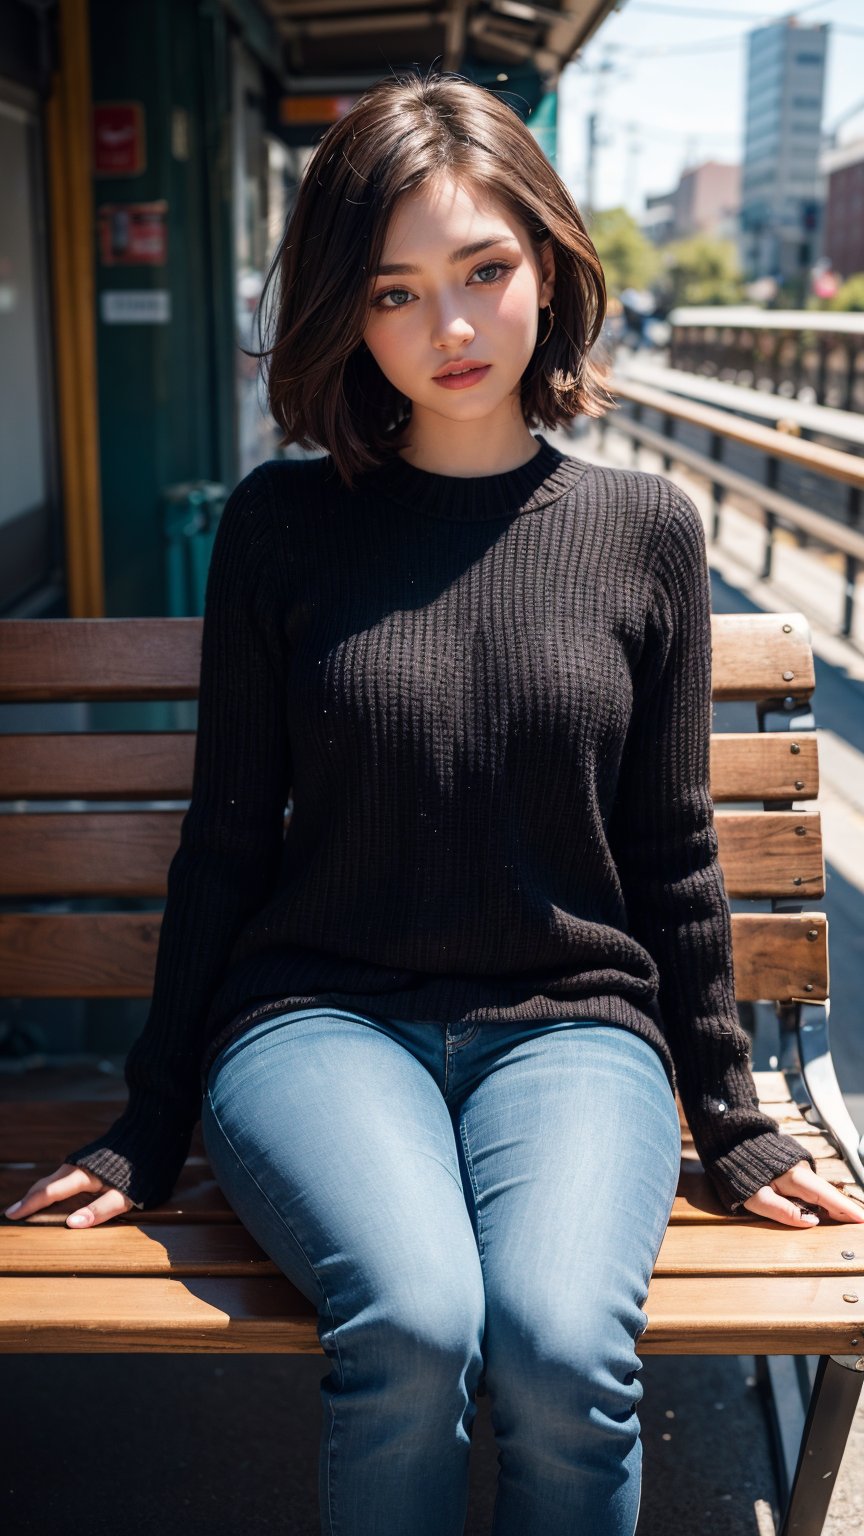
[0, 614, 826, 1011]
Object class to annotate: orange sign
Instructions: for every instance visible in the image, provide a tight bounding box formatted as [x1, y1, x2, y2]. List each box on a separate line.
[279, 95, 357, 125]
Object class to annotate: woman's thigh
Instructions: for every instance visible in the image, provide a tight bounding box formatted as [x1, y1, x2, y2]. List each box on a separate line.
[201, 1007, 487, 1350]
[453, 1024, 682, 1407]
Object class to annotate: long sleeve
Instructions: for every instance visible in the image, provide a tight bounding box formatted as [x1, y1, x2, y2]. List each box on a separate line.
[607, 486, 816, 1214]
[65, 465, 292, 1209]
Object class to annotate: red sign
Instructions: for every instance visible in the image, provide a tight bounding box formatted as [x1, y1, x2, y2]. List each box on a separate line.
[97, 202, 167, 266]
[93, 103, 146, 176]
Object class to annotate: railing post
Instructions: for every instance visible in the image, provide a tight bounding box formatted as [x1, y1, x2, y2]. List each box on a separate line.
[631, 402, 642, 466]
[661, 411, 673, 473]
[762, 456, 779, 581]
[844, 341, 856, 412]
[842, 554, 859, 640]
[816, 338, 829, 408]
[709, 430, 724, 541]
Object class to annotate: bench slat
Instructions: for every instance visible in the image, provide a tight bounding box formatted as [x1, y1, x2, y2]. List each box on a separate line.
[681, 1130, 836, 1158]
[0, 808, 826, 901]
[0, 910, 829, 1000]
[0, 732, 197, 800]
[3, 1218, 863, 1278]
[0, 620, 203, 702]
[0, 1273, 859, 1355]
[715, 810, 824, 898]
[0, 614, 815, 706]
[710, 731, 819, 803]
[4, 1168, 860, 1227]
[0, 730, 820, 805]
[6, 1094, 814, 1158]
[0, 1101, 202, 1158]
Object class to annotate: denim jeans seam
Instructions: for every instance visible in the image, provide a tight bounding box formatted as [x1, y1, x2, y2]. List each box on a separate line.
[457, 1113, 487, 1272]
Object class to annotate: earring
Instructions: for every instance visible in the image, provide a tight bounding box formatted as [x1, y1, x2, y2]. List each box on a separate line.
[538, 301, 555, 347]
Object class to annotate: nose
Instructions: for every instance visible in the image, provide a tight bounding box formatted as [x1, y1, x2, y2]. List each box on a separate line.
[430, 295, 475, 350]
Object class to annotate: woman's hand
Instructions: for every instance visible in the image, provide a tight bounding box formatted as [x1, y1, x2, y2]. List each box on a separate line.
[4, 1163, 135, 1227]
[742, 1159, 864, 1227]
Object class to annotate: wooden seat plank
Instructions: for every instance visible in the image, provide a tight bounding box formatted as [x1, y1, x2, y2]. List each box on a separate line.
[0, 1223, 277, 1275]
[0, 1103, 208, 1161]
[3, 1218, 864, 1279]
[0, 1094, 818, 1160]
[681, 1129, 836, 1159]
[3, 1169, 861, 1230]
[0, 1273, 860, 1355]
[0, 1165, 235, 1219]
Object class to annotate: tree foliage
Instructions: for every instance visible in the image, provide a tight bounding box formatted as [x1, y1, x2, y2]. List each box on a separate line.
[586, 206, 662, 294]
[659, 236, 746, 307]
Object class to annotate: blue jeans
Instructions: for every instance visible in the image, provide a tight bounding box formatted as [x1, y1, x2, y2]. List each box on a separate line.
[202, 1009, 682, 1536]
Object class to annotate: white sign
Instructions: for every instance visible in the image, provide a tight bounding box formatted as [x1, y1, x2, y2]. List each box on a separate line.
[100, 289, 171, 324]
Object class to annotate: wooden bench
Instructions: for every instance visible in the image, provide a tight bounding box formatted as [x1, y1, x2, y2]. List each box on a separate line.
[1, 613, 863, 1536]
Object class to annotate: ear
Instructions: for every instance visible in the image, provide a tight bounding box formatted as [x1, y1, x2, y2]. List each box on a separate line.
[538, 239, 555, 307]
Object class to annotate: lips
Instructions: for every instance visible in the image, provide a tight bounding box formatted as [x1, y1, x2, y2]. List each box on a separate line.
[432, 363, 492, 390]
[433, 361, 490, 378]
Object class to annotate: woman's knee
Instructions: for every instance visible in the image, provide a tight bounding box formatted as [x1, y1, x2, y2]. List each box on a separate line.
[340, 1264, 487, 1388]
[483, 1285, 644, 1426]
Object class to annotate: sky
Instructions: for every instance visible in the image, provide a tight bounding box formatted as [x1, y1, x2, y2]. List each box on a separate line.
[556, 0, 864, 216]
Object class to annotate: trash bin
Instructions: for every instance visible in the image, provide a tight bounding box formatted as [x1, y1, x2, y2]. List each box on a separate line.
[162, 481, 227, 615]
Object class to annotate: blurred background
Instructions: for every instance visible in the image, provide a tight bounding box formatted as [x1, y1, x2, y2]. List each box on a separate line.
[3, 0, 864, 623]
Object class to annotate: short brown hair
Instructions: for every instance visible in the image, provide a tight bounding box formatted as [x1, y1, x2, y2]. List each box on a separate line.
[253, 65, 615, 488]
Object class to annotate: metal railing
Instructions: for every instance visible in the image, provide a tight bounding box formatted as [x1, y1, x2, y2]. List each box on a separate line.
[599, 377, 864, 639]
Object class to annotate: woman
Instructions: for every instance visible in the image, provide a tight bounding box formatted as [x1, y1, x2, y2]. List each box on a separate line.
[7, 66, 861, 1536]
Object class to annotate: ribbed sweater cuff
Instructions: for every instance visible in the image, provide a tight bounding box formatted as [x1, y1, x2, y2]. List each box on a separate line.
[65, 1091, 196, 1212]
[704, 1130, 818, 1214]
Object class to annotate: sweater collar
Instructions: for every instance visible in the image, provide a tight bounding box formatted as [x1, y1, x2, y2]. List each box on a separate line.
[358, 434, 593, 522]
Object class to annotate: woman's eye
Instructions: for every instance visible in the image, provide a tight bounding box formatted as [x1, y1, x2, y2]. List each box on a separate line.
[474, 261, 511, 283]
[373, 287, 412, 310]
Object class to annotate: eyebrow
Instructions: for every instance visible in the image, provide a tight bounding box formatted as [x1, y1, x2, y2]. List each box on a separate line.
[373, 235, 518, 277]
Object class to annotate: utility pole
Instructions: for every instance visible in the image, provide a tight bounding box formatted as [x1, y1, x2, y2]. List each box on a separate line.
[581, 52, 618, 219]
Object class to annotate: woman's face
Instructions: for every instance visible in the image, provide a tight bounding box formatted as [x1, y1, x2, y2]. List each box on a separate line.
[361, 173, 555, 442]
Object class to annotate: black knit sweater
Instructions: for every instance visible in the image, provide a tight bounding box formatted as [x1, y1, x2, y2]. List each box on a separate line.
[66, 435, 815, 1214]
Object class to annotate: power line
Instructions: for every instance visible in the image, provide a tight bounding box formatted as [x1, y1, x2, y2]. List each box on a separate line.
[627, 0, 836, 15]
[585, 0, 858, 60]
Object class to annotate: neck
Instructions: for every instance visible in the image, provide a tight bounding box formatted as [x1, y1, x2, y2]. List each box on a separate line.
[391, 409, 540, 478]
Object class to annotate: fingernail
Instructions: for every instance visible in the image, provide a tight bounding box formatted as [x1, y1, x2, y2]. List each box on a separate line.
[5, 1201, 21, 1215]
[801, 1212, 818, 1223]
[68, 1212, 88, 1226]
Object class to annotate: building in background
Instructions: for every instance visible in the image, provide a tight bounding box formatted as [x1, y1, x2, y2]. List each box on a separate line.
[821, 136, 864, 281]
[739, 14, 828, 288]
[641, 161, 740, 246]
[641, 190, 676, 247]
[673, 161, 740, 243]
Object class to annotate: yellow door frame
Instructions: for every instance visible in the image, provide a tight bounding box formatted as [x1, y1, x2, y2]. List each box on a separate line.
[45, 0, 104, 616]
